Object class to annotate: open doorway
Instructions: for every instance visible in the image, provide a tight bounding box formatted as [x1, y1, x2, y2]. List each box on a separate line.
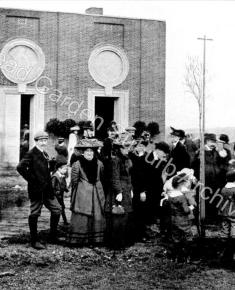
[95, 97, 116, 139]
[19, 94, 32, 159]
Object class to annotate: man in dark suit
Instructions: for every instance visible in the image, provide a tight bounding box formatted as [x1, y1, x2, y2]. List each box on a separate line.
[17, 131, 61, 250]
[169, 127, 190, 172]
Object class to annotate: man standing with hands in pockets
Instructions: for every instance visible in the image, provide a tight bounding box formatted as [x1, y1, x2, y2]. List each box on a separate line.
[17, 131, 61, 250]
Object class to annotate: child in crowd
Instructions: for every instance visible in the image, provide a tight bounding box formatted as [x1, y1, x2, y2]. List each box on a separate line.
[160, 168, 197, 241]
[218, 170, 235, 263]
[51, 158, 69, 225]
[166, 173, 195, 262]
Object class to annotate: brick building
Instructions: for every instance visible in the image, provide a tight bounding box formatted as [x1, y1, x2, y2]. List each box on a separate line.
[0, 7, 166, 168]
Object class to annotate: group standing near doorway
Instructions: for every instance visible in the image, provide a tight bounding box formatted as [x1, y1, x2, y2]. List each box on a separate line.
[16, 120, 235, 264]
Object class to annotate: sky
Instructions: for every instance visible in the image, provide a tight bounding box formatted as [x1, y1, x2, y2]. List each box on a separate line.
[0, 0, 235, 130]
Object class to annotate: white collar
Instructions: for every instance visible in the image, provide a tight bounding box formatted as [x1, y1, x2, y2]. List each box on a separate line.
[172, 140, 179, 147]
[205, 145, 214, 151]
[168, 190, 183, 198]
[153, 151, 159, 160]
[225, 182, 235, 189]
[36, 145, 43, 152]
[57, 171, 65, 178]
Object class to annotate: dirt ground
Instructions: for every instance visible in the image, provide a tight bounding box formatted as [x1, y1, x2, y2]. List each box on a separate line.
[0, 228, 235, 290]
[0, 177, 235, 289]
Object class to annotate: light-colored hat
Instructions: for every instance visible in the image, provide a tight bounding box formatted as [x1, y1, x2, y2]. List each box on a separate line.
[125, 126, 136, 132]
[70, 125, 80, 131]
[34, 131, 48, 141]
[177, 168, 194, 177]
[75, 138, 103, 148]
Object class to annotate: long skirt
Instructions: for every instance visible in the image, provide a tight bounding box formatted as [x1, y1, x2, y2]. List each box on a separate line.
[67, 211, 106, 246]
[105, 213, 134, 250]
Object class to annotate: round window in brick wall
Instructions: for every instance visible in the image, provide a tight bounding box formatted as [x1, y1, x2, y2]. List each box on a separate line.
[0, 38, 45, 85]
[88, 44, 129, 94]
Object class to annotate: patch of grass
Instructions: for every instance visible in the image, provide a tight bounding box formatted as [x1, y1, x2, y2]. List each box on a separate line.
[0, 189, 28, 210]
[0, 175, 28, 210]
[1, 231, 235, 289]
[0, 175, 27, 188]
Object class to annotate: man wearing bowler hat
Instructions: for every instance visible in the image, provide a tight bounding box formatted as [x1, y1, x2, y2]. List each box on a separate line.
[169, 127, 190, 172]
[17, 131, 61, 250]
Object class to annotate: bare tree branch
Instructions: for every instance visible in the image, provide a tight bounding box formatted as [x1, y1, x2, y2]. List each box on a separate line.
[184, 56, 204, 131]
[184, 56, 203, 107]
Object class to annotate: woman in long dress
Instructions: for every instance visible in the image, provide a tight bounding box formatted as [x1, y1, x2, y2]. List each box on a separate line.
[105, 139, 134, 250]
[67, 139, 106, 246]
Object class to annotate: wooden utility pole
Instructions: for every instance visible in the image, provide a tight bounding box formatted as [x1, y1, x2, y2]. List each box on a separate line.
[197, 36, 213, 236]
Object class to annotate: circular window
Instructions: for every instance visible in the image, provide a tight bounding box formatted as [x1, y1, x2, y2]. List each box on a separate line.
[0, 38, 45, 84]
[88, 44, 129, 90]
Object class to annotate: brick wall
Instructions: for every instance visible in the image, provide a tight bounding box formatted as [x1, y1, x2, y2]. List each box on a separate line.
[0, 8, 166, 137]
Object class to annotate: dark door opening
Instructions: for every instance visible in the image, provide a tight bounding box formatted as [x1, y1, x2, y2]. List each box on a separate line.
[20, 94, 32, 159]
[95, 97, 115, 140]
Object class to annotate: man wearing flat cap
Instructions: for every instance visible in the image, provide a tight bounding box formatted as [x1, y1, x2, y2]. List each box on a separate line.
[169, 127, 190, 172]
[17, 131, 61, 250]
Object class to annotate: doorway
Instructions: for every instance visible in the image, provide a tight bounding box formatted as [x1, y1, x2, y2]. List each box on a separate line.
[95, 97, 115, 139]
[19, 94, 32, 159]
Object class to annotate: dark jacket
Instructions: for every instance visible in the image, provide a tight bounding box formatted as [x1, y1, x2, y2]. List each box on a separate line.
[168, 192, 192, 243]
[144, 152, 167, 222]
[105, 154, 133, 213]
[101, 137, 113, 160]
[16, 146, 53, 200]
[193, 148, 227, 190]
[218, 186, 235, 218]
[145, 152, 166, 201]
[70, 158, 105, 216]
[184, 138, 198, 167]
[170, 142, 191, 172]
[51, 171, 68, 200]
[129, 152, 147, 195]
[55, 143, 68, 159]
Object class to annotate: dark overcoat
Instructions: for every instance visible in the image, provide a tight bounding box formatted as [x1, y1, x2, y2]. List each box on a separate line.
[55, 144, 68, 159]
[218, 187, 235, 218]
[170, 141, 191, 172]
[193, 148, 227, 190]
[105, 154, 133, 213]
[70, 159, 105, 216]
[184, 138, 198, 167]
[168, 192, 192, 243]
[144, 152, 167, 223]
[16, 146, 53, 200]
[129, 152, 147, 195]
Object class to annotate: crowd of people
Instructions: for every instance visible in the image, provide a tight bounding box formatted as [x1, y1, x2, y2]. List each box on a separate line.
[16, 120, 235, 263]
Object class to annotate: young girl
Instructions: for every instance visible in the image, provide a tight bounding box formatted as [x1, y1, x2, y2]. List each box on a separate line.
[160, 169, 197, 240]
[167, 173, 194, 262]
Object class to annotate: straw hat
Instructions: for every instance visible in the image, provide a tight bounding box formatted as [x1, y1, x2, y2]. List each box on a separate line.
[75, 138, 103, 148]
